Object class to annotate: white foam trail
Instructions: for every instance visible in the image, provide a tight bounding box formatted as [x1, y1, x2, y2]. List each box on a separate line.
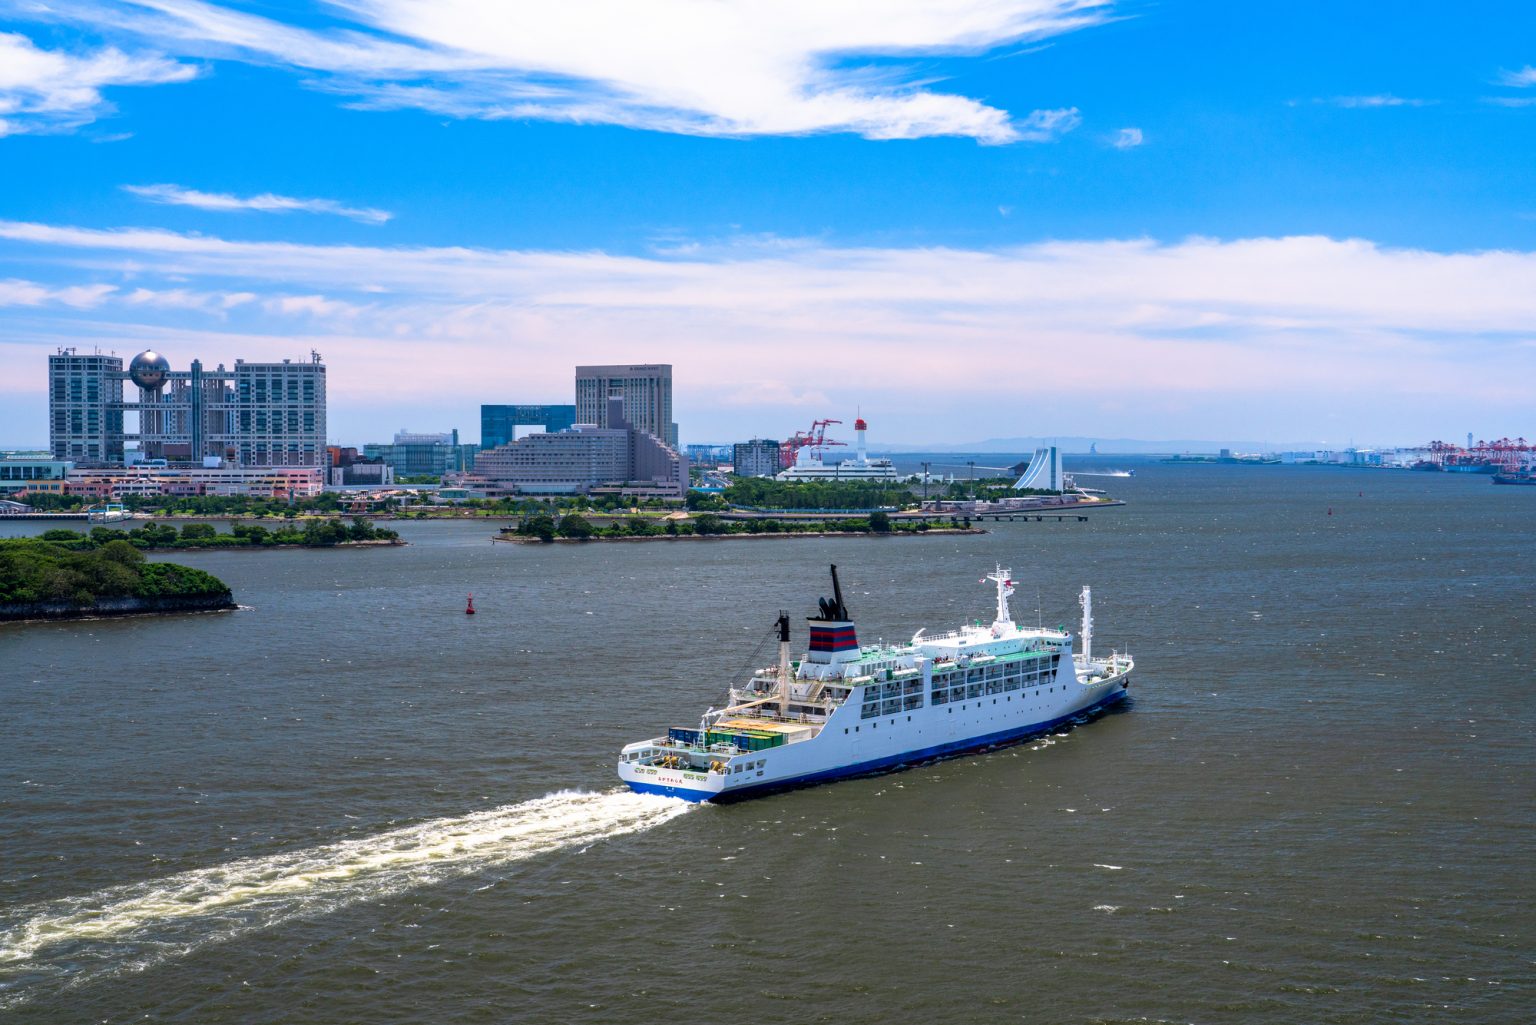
[0, 789, 692, 1009]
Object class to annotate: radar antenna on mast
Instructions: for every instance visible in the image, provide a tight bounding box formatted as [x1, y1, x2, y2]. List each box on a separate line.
[983, 566, 1015, 631]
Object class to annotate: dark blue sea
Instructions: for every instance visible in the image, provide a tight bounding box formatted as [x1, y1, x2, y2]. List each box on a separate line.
[2, 462, 1531, 1023]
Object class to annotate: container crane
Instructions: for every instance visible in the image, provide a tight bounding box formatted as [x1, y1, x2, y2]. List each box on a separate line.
[779, 419, 846, 469]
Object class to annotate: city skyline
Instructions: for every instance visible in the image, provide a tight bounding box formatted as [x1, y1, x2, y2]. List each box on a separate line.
[2, 2, 1534, 446]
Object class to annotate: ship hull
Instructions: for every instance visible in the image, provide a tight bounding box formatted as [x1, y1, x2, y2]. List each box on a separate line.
[621, 680, 1129, 803]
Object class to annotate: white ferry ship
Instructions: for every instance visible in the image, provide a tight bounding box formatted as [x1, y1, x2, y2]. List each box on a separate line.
[618, 565, 1133, 801]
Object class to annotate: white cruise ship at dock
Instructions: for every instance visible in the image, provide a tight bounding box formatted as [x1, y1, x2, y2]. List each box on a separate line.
[618, 565, 1134, 801]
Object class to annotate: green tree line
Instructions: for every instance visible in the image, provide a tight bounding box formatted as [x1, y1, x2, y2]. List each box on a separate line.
[710, 478, 920, 511]
[27, 518, 400, 551]
[510, 510, 972, 541]
[0, 539, 231, 606]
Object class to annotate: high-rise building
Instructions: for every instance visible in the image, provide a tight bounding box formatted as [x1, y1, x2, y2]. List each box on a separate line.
[732, 439, 781, 478]
[46, 348, 326, 468]
[48, 350, 125, 462]
[229, 357, 326, 467]
[480, 404, 577, 449]
[574, 364, 676, 448]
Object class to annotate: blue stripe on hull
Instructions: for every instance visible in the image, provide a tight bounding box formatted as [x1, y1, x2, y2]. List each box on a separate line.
[621, 688, 1130, 804]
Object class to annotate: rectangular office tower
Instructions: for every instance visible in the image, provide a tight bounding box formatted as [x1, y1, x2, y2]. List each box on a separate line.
[49, 350, 125, 462]
[574, 364, 677, 448]
[229, 358, 327, 467]
[47, 348, 326, 468]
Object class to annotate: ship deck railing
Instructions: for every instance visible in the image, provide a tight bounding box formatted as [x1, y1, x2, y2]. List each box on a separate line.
[717, 710, 830, 728]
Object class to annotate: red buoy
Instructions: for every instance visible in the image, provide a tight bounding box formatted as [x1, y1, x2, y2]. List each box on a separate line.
[466, 594, 476, 615]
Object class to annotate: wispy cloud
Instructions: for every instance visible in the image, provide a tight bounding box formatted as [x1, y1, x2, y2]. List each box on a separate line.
[1014, 106, 1082, 142]
[1313, 94, 1430, 108]
[1111, 126, 1142, 148]
[264, 294, 363, 318]
[0, 277, 117, 308]
[19, 1, 1114, 143]
[123, 184, 394, 224]
[1498, 66, 1536, 87]
[2, 220, 1535, 441]
[1483, 95, 1536, 107]
[0, 31, 195, 137]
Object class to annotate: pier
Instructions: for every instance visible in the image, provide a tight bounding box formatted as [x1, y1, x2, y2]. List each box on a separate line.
[0, 511, 89, 520]
[972, 513, 1092, 522]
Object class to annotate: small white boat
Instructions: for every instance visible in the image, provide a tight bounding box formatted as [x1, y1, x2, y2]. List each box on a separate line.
[86, 502, 134, 523]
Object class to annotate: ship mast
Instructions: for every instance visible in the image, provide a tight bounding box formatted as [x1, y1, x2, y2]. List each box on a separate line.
[985, 566, 1014, 631]
[776, 611, 791, 716]
[1079, 585, 1093, 662]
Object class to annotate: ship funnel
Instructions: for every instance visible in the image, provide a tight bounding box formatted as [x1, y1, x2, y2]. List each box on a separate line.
[806, 564, 859, 664]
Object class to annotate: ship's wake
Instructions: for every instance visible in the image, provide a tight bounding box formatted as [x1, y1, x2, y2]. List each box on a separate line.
[0, 789, 693, 1010]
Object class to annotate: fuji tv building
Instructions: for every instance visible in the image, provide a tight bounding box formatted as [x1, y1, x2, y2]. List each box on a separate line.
[44, 348, 328, 497]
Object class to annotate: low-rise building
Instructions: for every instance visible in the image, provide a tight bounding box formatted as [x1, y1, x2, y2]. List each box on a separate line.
[470, 397, 687, 497]
[326, 446, 396, 486]
[63, 465, 325, 499]
[0, 456, 74, 495]
[364, 429, 477, 477]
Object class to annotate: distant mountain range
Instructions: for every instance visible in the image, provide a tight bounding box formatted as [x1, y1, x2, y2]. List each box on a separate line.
[872, 436, 1335, 455]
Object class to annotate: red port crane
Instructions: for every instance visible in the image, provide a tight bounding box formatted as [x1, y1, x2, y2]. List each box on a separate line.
[779, 419, 846, 469]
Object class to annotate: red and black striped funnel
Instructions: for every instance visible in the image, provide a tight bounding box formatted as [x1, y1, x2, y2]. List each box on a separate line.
[806, 564, 858, 661]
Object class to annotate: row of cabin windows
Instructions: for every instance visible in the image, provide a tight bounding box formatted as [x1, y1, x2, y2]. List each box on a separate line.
[931, 656, 1060, 705]
[859, 656, 1063, 719]
[860, 676, 924, 719]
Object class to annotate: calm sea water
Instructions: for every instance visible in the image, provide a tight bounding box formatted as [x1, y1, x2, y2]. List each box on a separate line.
[2, 464, 1532, 1024]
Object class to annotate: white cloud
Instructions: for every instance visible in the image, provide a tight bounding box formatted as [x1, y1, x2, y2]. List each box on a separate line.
[32, 0, 1113, 142]
[1111, 126, 1142, 148]
[0, 277, 116, 307]
[124, 183, 394, 224]
[1483, 96, 1536, 108]
[1498, 66, 1536, 87]
[0, 31, 195, 137]
[6, 222, 1536, 335]
[2, 220, 1535, 443]
[1012, 106, 1081, 141]
[264, 294, 363, 318]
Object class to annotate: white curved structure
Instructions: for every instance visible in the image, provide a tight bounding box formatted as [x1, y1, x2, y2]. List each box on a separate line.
[1014, 446, 1064, 490]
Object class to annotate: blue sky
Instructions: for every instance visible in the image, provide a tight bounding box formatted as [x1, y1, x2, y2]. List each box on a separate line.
[2, 1, 1534, 448]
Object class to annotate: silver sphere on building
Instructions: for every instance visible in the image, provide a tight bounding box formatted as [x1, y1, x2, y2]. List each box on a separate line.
[129, 350, 171, 391]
